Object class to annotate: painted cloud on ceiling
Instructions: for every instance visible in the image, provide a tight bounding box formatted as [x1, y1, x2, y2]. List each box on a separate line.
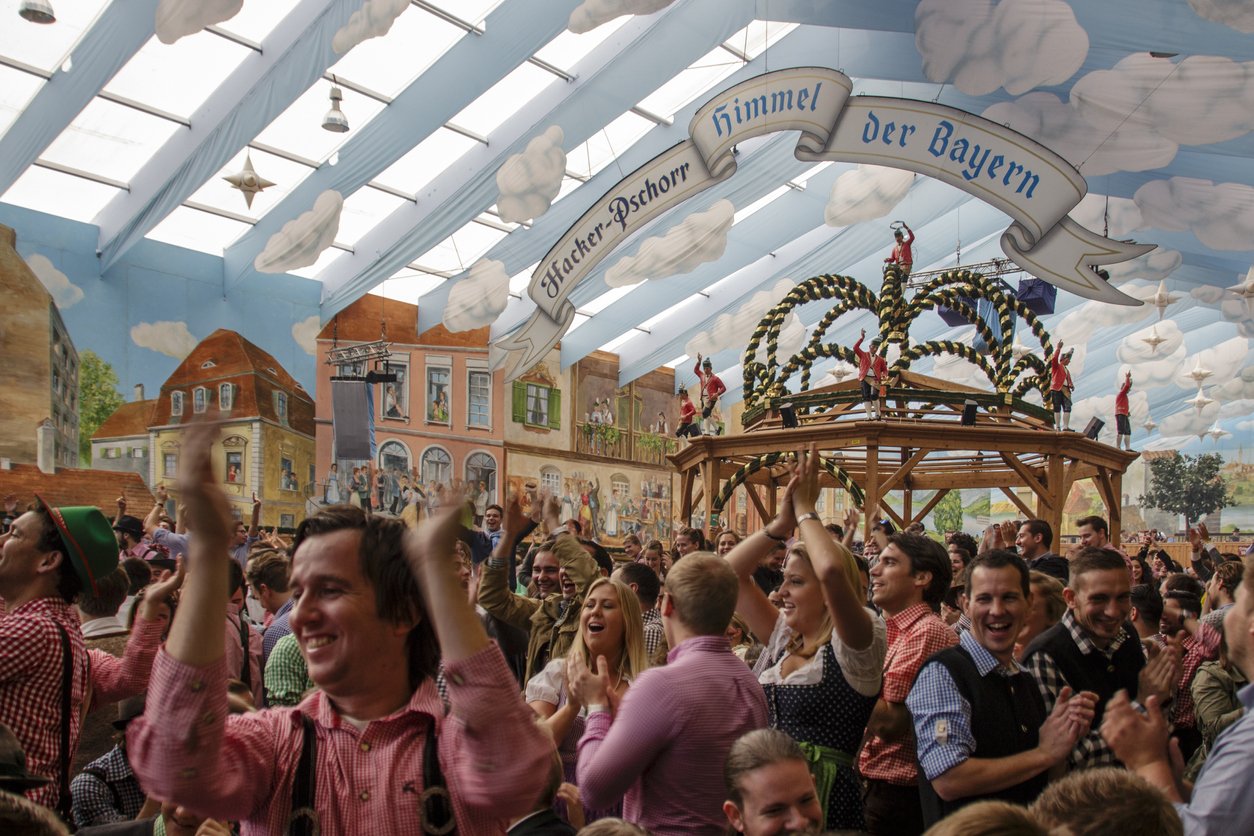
[1052, 282, 1157, 345]
[1174, 337, 1249, 390]
[254, 191, 344, 274]
[1188, 0, 1254, 32]
[292, 315, 321, 356]
[686, 278, 797, 359]
[1189, 280, 1254, 337]
[1117, 320, 1187, 389]
[131, 321, 198, 360]
[444, 259, 510, 332]
[333, 0, 410, 54]
[930, 352, 991, 389]
[1134, 178, 1254, 250]
[605, 200, 735, 288]
[155, 0, 243, 45]
[1070, 193, 1144, 238]
[568, 0, 677, 34]
[496, 127, 567, 224]
[824, 165, 914, 227]
[26, 254, 83, 309]
[1072, 390, 1150, 443]
[914, 0, 1088, 96]
[1103, 249, 1182, 284]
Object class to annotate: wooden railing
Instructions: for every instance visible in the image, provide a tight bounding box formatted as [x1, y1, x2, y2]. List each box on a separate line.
[573, 422, 678, 466]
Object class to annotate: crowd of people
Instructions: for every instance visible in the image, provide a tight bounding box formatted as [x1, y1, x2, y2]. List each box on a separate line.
[2, 428, 1252, 835]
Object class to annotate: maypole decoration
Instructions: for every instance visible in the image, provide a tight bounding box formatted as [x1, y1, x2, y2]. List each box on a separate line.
[710, 451, 865, 518]
[742, 265, 1057, 415]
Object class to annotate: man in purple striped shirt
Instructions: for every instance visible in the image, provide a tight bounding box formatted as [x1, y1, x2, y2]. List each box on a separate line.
[572, 552, 768, 834]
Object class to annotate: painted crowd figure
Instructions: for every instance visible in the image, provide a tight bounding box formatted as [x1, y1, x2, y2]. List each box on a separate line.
[854, 329, 889, 420]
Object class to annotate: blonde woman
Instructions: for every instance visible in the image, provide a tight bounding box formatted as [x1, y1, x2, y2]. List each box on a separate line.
[526, 577, 648, 823]
[722, 446, 886, 831]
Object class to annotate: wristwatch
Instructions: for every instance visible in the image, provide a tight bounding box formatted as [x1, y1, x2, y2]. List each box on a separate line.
[797, 512, 819, 525]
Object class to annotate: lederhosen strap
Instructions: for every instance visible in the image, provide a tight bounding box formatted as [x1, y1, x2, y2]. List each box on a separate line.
[422, 716, 454, 835]
[289, 714, 318, 836]
[237, 613, 252, 691]
[54, 623, 74, 824]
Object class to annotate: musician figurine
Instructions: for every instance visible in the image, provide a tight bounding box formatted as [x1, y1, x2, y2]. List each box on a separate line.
[1115, 370, 1133, 450]
[675, 387, 700, 439]
[854, 329, 889, 420]
[694, 354, 727, 435]
[1049, 340, 1075, 431]
[884, 221, 915, 278]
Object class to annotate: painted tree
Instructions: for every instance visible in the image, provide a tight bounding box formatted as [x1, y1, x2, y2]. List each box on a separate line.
[931, 490, 963, 534]
[1139, 452, 1232, 529]
[78, 351, 125, 463]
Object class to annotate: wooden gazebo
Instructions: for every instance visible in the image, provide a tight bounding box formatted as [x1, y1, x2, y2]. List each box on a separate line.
[670, 370, 1137, 542]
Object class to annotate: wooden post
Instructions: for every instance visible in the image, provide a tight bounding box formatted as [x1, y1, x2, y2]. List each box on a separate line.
[1111, 471, 1124, 545]
[1045, 453, 1064, 540]
[700, 457, 718, 532]
[902, 487, 913, 526]
[864, 443, 880, 542]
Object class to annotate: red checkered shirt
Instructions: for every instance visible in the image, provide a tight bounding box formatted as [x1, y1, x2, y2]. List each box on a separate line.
[0, 596, 167, 809]
[128, 643, 554, 835]
[858, 603, 958, 785]
[1163, 621, 1221, 731]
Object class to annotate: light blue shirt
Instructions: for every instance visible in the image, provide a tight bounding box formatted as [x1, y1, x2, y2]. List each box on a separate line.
[1176, 683, 1254, 834]
[906, 631, 1024, 781]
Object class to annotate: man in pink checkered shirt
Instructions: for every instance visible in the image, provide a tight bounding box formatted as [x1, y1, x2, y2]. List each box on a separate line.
[859, 533, 957, 836]
[127, 423, 554, 835]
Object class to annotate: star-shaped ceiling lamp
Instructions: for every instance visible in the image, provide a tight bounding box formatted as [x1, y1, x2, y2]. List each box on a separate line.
[1142, 414, 1157, 433]
[1151, 280, 1179, 320]
[1186, 357, 1213, 385]
[1141, 325, 1166, 354]
[1186, 387, 1213, 413]
[223, 152, 275, 209]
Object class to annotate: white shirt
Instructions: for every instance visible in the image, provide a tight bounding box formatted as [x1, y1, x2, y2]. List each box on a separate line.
[754, 609, 887, 698]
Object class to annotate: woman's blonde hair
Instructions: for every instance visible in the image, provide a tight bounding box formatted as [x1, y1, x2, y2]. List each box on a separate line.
[781, 542, 851, 655]
[569, 577, 650, 682]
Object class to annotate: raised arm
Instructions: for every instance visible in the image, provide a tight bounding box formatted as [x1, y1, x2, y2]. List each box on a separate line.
[143, 484, 168, 538]
[404, 496, 488, 663]
[722, 481, 798, 646]
[792, 444, 874, 650]
[90, 561, 185, 705]
[247, 493, 261, 538]
[478, 493, 545, 628]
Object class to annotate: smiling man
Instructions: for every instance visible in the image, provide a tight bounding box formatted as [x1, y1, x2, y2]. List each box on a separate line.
[860, 534, 955, 835]
[127, 422, 553, 834]
[907, 551, 1097, 826]
[1022, 547, 1180, 770]
[723, 729, 823, 836]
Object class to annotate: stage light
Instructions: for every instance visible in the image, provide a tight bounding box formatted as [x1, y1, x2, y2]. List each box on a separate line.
[19, 1, 56, 24]
[1083, 417, 1105, 440]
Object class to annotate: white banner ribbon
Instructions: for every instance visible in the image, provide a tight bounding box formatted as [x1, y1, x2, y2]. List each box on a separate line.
[494, 68, 1149, 381]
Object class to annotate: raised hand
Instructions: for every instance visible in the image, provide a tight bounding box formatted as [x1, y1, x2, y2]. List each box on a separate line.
[1138, 639, 1182, 705]
[116, 495, 127, 514]
[505, 490, 529, 535]
[155, 484, 169, 505]
[177, 421, 232, 548]
[790, 444, 821, 517]
[1101, 690, 1170, 770]
[566, 652, 611, 709]
[138, 556, 186, 621]
[555, 784, 585, 830]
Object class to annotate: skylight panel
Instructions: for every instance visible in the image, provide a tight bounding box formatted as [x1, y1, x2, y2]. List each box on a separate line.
[533, 15, 629, 71]
[733, 184, 791, 224]
[664, 354, 689, 369]
[578, 284, 635, 316]
[449, 62, 554, 137]
[186, 148, 319, 222]
[289, 244, 346, 280]
[597, 330, 638, 354]
[369, 271, 447, 304]
[253, 80, 387, 166]
[426, 0, 504, 27]
[415, 222, 509, 274]
[634, 47, 740, 120]
[373, 126, 480, 195]
[212, 3, 297, 44]
[336, 187, 410, 247]
[41, 98, 182, 183]
[508, 262, 540, 293]
[145, 205, 251, 256]
[327, 8, 463, 99]
[103, 30, 251, 121]
[725, 20, 798, 60]
[2, 165, 121, 222]
[565, 111, 653, 179]
[0, 0, 109, 73]
[0, 64, 44, 139]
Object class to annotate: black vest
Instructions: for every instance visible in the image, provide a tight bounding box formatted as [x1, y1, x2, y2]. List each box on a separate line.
[917, 645, 1048, 827]
[1022, 620, 1144, 726]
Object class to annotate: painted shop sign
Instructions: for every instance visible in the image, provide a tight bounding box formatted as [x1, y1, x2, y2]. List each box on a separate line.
[495, 67, 1151, 381]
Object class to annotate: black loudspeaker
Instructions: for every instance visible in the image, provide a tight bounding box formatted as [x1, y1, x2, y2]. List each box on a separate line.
[779, 405, 799, 428]
[961, 400, 978, 426]
[1084, 417, 1104, 440]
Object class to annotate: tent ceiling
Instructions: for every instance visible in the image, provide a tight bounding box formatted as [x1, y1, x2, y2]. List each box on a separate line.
[1, 0, 1252, 453]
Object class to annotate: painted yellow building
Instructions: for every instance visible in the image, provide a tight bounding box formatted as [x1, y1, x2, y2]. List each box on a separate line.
[146, 329, 315, 530]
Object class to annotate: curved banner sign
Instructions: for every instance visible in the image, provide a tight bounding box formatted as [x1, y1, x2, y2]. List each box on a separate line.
[494, 67, 1150, 381]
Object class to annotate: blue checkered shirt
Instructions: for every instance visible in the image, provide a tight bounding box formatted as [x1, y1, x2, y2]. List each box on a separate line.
[70, 744, 146, 827]
[906, 630, 1025, 781]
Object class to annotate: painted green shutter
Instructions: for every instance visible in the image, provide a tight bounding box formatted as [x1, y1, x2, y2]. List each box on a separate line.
[548, 387, 561, 430]
[512, 381, 526, 423]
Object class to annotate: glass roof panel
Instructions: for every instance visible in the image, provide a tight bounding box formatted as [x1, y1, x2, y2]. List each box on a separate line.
[427, 0, 503, 26]
[725, 20, 798, 59]
[146, 205, 251, 255]
[370, 271, 447, 304]
[185, 147, 318, 222]
[289, 244, 346, 280]
[327, 7, 463, 99]
[449, 61, 553, 137]
[508, 262, 539, 293]
[252, 79, 388, 168]
[212, 3, 296, 44]
[634, 46, 740, 119]
[372, 126, 480, 195]
[336, 186, 409, 247]
[565, 110, 652, 179]
[533, 15, 628, 71]
[41, 97, 183, 183]
[2, 164, 121, 222]
[103, 30, 251, 120]
[0, 64, 44, 139]
[0, 0, 109, 73]
[415, 221, 508, 274]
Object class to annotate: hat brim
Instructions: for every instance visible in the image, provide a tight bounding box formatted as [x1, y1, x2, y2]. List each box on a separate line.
[36, 493, 102, 595]
[0, 773, 51, 790]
